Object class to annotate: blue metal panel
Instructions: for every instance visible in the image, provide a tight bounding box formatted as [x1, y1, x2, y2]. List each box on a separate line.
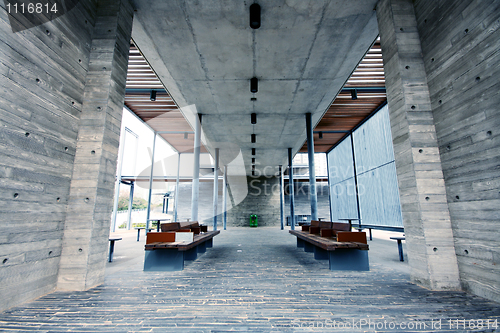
[143, 249, 184, 271]
[329, 249, 369, 271]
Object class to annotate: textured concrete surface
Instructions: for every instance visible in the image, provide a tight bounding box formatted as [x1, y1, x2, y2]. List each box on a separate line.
[131, 0, 380, 175]
[1, 227, 499, 332]
[377, 0, 460, 291]
[413, 0, 500, 302]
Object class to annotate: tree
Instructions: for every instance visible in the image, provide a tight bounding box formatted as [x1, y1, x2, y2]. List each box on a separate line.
[117, 196, 148, 211]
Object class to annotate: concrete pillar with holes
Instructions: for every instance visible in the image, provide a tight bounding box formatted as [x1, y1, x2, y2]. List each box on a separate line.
[57, 0, 134, 290]
[376, 0, 460, 290]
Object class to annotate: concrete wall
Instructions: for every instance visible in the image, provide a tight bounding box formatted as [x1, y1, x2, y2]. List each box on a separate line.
[413, 0, 500, 302]
[0, 0, 97, 311]
[284, 181, 331, 222]
[227, 176, 281, 227]
[175, 180, 222, 226]
[0, 0, 133, 311]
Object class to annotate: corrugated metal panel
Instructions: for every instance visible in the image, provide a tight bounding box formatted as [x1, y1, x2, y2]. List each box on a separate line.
[327, 105, 403, 228]
[327, 138, 358, 220]
[353, 105, 395, 168]
[327, 138, 354, 184]
[356, 162, 403, 227]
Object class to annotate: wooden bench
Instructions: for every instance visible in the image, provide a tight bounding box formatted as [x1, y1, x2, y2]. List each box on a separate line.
[143, 230, 220, 271]
[302, 220, 352, 235]
[160, 221, 206, 234]
[289, 227, 369, 271]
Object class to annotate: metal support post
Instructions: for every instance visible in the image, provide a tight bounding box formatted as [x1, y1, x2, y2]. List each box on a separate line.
[146, 132, 157, 233]
[174, 152, 180, 222]
[213, 148, 219, 231]
[306, 112, 318, 221]
[288, 148, 295, 230]
[350, 134, 362, 230]
[223, 165, 227, 230]
[326, 153, 333, 222]
[191, 114, 202, 222]
[127, 182, 134, 230]
[279, 165, 284, 230]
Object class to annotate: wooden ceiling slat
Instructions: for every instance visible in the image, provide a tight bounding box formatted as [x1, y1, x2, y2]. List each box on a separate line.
[125, 40, 386, 154]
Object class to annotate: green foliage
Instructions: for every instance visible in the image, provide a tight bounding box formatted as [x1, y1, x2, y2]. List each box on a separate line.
[117, 196, 148, 211]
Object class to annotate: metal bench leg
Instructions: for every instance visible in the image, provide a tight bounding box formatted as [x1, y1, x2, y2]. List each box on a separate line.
[297, 238, 305, 248]
[329, 249, 369, 271]
[108, 240, 115, 262]
[314, 246, 329, 260]
[397, 239, 404, 261]
[197, 241, 207, 253]
[184, 246, 198, 261]
[304, 241, 314, 253]
[144, 249, 184, 271]
[206, 238, 213, 248]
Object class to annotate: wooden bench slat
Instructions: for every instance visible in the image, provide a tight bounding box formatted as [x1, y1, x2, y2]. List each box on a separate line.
[289, 230, 369, 251]
[145, 230, 220, 251]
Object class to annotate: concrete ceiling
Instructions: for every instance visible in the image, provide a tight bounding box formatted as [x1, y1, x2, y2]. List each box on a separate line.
[131, 0, 380, 176]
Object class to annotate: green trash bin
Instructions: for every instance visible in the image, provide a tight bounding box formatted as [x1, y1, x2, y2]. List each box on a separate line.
[249, 214, 258, 227]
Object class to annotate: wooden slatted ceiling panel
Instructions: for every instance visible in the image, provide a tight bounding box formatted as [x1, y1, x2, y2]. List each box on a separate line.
[300, 40, 386, 153]
[124, 41, 385, 155]
[345, 41, 385, 88]
[124, 44, 207, 153]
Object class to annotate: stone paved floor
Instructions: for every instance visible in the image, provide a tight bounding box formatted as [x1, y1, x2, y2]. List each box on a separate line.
[1, 227, 499, 332]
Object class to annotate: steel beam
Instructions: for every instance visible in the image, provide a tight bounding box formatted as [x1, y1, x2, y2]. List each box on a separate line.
[288, 148, 295, 230]
[174, 153, 180, 222]
[146, 132, 157, 233]
[191, 114, 202, 222]
[223, 165, 227, 230]
[306, 113, 318, 221]
[213, 148, 219, 231]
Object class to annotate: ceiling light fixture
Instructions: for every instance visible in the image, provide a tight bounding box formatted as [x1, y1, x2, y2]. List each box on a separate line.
[351, 88, 357, 100]
[251, 113, 257, 124]
[249, 3, 261, 29]
[252, 148, 256, 155]
[251, 134, 256, 143]
[250, 77, 258, 93]
[150, 90, 156, 101]
[319, 131, 323, 139]
[252, 158, 256, 164]
[184, 132, 188, 139]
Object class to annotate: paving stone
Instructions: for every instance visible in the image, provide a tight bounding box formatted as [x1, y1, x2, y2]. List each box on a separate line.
[0, 227, 499, 332]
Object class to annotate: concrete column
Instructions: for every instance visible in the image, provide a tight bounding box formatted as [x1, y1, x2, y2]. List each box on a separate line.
[126, 182, 134, 230]
[288, 148, 295, 230]
[57, 0, 134, 291]
[213, 148, 219, 231]
[377, 0, 460, 290]
[279, 165, 284, 230]
[305, 113, 318, 221]
[191, 114, 202, 221]
[145, 132, 157, 232]
[173, 152, 181, 222]
[223, 165, 227, 230]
